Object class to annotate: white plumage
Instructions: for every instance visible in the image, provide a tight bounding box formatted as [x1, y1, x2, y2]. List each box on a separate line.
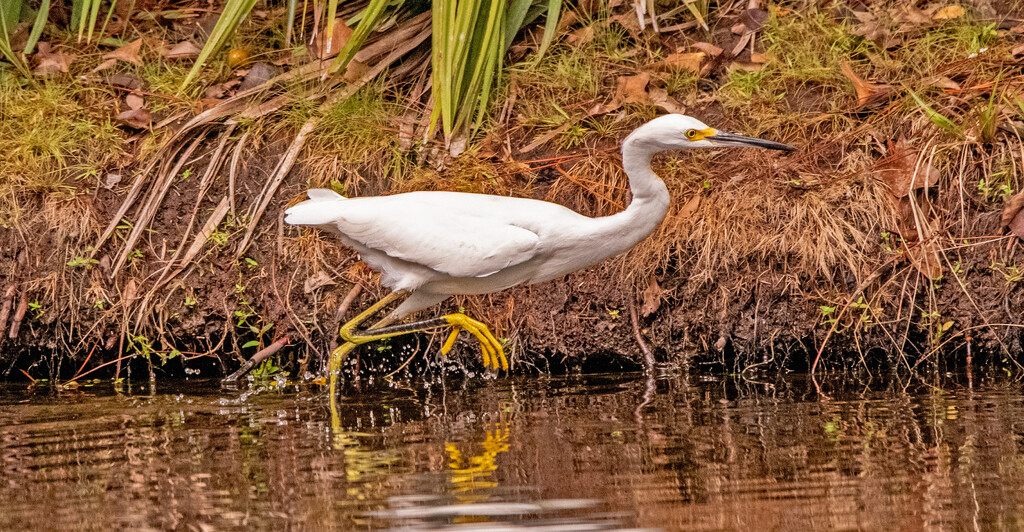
[286, 114, 794, 321]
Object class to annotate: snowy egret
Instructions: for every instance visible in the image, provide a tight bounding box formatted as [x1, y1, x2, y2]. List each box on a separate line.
[285, 114, 794, 374]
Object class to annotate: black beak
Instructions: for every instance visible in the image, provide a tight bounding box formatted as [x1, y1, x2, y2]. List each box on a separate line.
[709, 131, 796, 151]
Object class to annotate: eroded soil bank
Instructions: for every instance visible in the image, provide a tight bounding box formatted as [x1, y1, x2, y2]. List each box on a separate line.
[2, 2, 1024, 381]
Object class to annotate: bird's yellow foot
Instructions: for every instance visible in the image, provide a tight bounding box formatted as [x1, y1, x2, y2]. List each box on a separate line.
[440, 314, 508, 371]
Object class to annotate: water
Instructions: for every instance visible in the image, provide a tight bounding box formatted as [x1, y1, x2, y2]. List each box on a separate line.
[2, 371, 1024, 531]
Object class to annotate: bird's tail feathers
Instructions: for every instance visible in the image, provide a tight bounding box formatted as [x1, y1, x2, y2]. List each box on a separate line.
[284, 188, 347, 226]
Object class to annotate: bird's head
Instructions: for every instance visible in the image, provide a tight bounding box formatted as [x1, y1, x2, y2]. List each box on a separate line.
[624, 114, 795, 153]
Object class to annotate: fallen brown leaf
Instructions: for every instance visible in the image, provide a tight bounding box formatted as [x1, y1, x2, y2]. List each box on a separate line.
[876, 139, 940, 197]
[620, 72, 651, 104]
[899, 6, 933, 24]
[840, 60, 893, 108]
[690, 42, 723, 57]
[1001, 191, 1024, 239]
[125, 94, 144, 110]
[166, 40, 201, 59]
[568, 24, 595, 47]
[923, 75, 961, 91]
[640, 275, 664, 317]
[304, 270, 336, 294]
[116, 108, 153, 129]
[648, 87, 685, 114]
[106, 73, 145, 90]
[749, 52, 767, 64]
[727, 61, 763, 74]
[676, 194, 701, 221]
[848, 11, 896, 49]
[738, 8, 768, 32]
[652, 52, 704, 73]
[904, 240, 943, 279]
[103, 38, 143, 65]
[933, 5, 965, 20]
[33, 42, 74, 76]
[91, 58, 117, 73]
[314, 18, 354, 59]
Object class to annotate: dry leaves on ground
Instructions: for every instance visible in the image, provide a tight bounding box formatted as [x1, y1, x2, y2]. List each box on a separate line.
[116, 108, 153, 129]
[313, 18, 354, 59]
[932, 5, 966, 20]
[640, 275, 664, 317]
[904, 240, 944, 279]
[166, 40, 201, 59]
[840, 60, 893, 108]
[1001, 191, 1024, 239]
[33, 43, 74, 76]
[103, 39, 143, 65]
[588, 72, 686, 115]
[875, 139, 940, 197]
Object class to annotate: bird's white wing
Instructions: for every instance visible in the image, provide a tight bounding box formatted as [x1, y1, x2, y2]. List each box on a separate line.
[331, 195, 541, 278]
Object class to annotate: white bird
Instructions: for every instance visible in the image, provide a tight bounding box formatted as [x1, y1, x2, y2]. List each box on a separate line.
[285, 114, 794, 376]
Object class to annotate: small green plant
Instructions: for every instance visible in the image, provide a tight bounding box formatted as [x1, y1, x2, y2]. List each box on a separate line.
[819, 305, 836, 326]
[184, 295, 197, 308]
[990, 262, 1023, 283]
[880, 231, 895, 253]
[67, 256, 99, 268]
[921, 311, 954, 345]
[252, 358, 282, 378]
[243, 257, 258, 269]
[28, 301, 43, 319]
[978, 160, 1014, 202]
[93, 300, 104, 309]
[849, 296, 877, 324]
[209, 229, 229, 246]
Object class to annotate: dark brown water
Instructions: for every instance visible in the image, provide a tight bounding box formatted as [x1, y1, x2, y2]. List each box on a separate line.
[3, 372, 1024, 531]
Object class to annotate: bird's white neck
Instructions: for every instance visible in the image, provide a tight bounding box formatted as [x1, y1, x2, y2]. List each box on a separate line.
[588, 138, 671, 256]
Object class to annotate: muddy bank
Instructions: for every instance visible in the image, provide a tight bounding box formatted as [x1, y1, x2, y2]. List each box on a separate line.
[3, 4, 1024, 381]
[2, 135, 1023, 382]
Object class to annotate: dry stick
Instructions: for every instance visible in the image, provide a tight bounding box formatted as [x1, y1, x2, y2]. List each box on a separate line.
[629, 295, 655, 373]
[71, 343, 99, 381]
[8, 291, 27, 339]
[221, 336, 291, 383]
[234, 25, 433, 258]
[95, 59, 329, 254]
[810, 257, 897, 375]
[328, 283, 364, 353]
[0, 285, 15, 343]
[69, 352, 143, 383]
[111, 133, 208, 277]
[19, 369, 36, 384]
[228, 130, 251, 220]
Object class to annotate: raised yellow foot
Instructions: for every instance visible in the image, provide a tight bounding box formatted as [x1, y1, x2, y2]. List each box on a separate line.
[440, 314, 508, 371]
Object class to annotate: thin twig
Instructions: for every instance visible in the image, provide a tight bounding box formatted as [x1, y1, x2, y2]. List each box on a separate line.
[629, 294, 655, 373]
[222, 336, 290, 383]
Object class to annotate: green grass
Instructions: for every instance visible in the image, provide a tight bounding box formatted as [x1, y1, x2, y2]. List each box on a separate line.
[0, 76, 122, 225]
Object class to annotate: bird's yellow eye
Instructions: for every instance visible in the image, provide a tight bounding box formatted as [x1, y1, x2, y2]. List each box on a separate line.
[685, 129, 697, 139]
